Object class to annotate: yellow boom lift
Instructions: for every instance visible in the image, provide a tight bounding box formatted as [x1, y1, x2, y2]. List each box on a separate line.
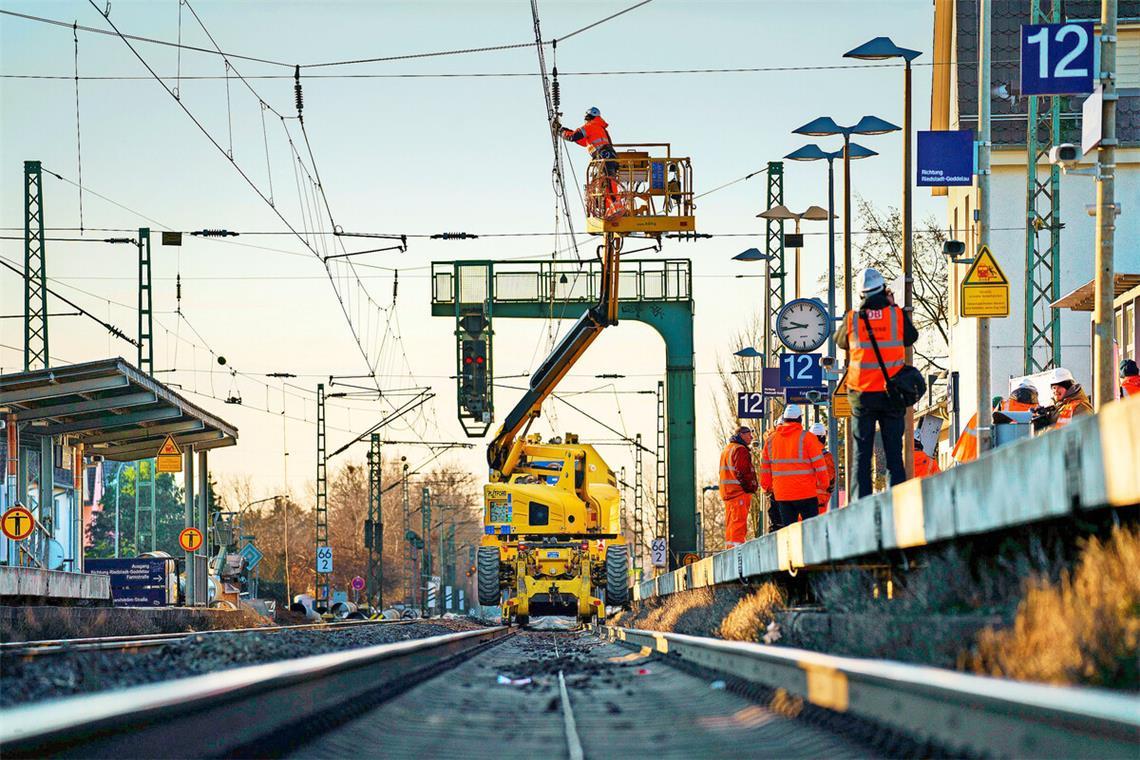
[477, 145, 694, 625]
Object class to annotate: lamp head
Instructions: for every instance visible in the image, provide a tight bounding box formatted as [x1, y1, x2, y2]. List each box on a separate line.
[793, 116, 844, 136]
[800, 205, 832, 221]
[785, 144, 831, 162]
[852, 115, 901, 135]
[845, 142, 878, 160]
[843, 36, 922, 62]
[757, 204, 797, 220]
[733, 347, 764, 358]
[733, 248, 771, 262]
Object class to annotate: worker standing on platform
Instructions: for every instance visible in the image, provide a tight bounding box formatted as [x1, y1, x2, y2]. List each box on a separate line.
[759, 405, 830, 526]
[809, 422, 836, 511]
[953, 381, 1038, 463]
[1120, 360, 1140, 398]
[914, 437, 941, 478]
[719, 425, 757, 548]
[1033, 368, 1093, 430]
[555, 106, 624, 219]
[835, 268, 918, 499]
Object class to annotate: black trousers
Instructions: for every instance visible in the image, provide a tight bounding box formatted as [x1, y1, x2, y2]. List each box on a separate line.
[765, 493, 782, 533]
[777, 497, 819, 526]
[850, 389, 907, 501]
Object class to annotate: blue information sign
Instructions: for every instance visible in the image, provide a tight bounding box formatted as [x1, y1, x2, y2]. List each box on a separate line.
[762, 367, 783, 397]
[1021, 22, 1095, 96]
[86, 558, 172, 607]
[917, 130, 974, 186]
[779, 353, 822, 389]
[736, 391, 765, 419]
[785, 386, 829, 405]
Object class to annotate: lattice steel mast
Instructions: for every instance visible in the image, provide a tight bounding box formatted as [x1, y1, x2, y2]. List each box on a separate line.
[23, 161, 48, 371]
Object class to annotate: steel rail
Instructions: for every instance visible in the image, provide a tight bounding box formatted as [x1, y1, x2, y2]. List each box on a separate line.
[0, 626, 510, 758]
[601, 626, 1139, 759]
[0, 617, 413, 658]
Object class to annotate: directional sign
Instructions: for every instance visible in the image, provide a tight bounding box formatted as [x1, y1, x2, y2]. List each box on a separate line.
[960, 244, 1010, 318]
[650, 538, 668, 568]
[779, 352, 823, 388]
[351, 575, 366, 591]
[1021, 22, 1095, 96]
[239, 542, 264, 571]
[785, 386, 828, 405]
[316, 545, 333, 574]
[736, 391, 764, 419]
[179, 527, 204, 553]
[917, 130, 974, 186]
[156, 435, 182, 473]
[1, 506, 35, 541]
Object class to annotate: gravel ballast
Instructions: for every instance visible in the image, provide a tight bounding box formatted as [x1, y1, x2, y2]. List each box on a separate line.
[1, 619, 484, 707]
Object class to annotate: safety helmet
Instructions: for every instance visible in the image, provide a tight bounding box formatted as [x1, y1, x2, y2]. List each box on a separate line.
[735, 425, 753, 436]
[1121, 359, 1139, 377]
[808, 422, 826, 436]
[859, 267, 886, 296]
[1047, 367, 1075, 386]
[1010, 380, 1039, 405]
[783, 403, 803, 420]
[585, 106, 601, 119]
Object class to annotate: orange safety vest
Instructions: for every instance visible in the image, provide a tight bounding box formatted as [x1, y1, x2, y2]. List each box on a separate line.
[914, 449, 940, 478]
[718, 442, 747, 501]
[952, 398, 1036, 463]
[1121, 375, 1140, 397]
[759, 423, 829, 502]
[845, 307, 906, 392]
[568, 117, 613, 155]
[1053, 394, 1092, 428]
[818, 450, 836, 508]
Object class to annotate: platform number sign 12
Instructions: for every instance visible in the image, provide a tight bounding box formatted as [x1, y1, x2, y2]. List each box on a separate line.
[736, 391, 764, 420]
[650, 538, 668, 568]
[316, 546, 333, 574]
[779, 352, 822, 389]
[1021, 22, 1095, 96]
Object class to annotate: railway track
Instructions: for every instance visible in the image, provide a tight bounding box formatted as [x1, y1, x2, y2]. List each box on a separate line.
[0, 617, 411, 658]
[2, 622, 1135, 758]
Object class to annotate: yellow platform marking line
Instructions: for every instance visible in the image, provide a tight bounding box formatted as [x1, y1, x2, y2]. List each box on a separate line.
[607, 646, 653, 663]
[891, 479, 927, 549]
[800, 662, 849, 712]
[1101, 396, 1140, 507]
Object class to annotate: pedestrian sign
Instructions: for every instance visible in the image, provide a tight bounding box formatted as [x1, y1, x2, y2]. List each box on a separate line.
[961, 245, 1009, 318]
[156, 435, 182, 473]
[1, 506, 35, 541]
[179, 527, 204, 553]
[681, 552, 700, 566]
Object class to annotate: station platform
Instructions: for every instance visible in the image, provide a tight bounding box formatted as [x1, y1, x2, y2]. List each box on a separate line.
[0, 566, 110, 604]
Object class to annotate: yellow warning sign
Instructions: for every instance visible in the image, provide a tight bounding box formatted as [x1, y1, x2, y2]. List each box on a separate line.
[832, 369, 852, 419]
[156, 435, 183, 473]
[960, 244, 1010, 318]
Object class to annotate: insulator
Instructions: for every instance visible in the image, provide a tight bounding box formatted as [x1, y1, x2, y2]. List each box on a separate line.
[176, 273, 182, 302]
[293, 64, 303, 116]
[552, 71, 560, 111]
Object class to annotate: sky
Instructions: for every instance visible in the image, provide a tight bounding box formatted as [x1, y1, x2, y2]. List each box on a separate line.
[0, 0, 942, 503]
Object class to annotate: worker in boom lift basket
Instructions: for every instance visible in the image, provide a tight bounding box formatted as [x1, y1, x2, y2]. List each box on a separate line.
[809, 422, 835, 512]
[719, 425, 757, 548]
[1120, 359, 1140, 398]
[759, 405, 831, 527]
[555, 106, 624, 220]
[1032, 368, 1093, 431]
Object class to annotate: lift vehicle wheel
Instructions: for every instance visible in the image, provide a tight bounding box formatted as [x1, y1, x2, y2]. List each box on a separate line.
[516, 614, 530, 627]
[605, 545, 630, 607]
[477, 546, 501, 606]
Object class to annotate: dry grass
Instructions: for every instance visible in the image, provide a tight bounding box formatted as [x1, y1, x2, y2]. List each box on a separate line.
[614, 586, 749, 636]
[718, 583, 786, 642]
[966, 525, 1140, 689]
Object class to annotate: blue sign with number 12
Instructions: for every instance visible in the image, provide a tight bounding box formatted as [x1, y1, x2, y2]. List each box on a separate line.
[779, 353, 822, 389]
[737, 392, 764, 419]
[1021, 22, 1095, 96]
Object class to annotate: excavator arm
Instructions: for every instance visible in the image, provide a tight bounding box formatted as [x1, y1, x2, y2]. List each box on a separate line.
[486, 233, 623, 478]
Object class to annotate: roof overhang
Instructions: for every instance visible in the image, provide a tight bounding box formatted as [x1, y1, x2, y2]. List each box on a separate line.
[1052, 274, 1140, 312]
[0, 358, 238, 461]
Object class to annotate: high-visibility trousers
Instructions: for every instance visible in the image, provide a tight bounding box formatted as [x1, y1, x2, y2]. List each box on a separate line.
[725, 492, 751, 548]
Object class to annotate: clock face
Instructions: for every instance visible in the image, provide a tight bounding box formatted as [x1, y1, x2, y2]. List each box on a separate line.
[776, 299, 829, 352]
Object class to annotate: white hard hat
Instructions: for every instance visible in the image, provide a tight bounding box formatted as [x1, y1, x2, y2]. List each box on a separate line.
[1013, 378, 1036, 391]
[859, 267, 886, 295]
[1048, 367, 1075, 385]
[809, 422, 826, 436]
[783, 403, 803, 420]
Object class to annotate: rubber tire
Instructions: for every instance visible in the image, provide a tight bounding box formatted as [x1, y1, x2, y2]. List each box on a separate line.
[605, 545, 630, 607]
[516, 615, 530, 627]
[477, 546, 501, 606]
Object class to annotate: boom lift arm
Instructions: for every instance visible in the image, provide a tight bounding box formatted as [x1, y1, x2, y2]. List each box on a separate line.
[486, 233, 623, 479]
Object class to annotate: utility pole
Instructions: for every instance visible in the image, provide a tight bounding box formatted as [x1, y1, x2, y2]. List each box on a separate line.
[976, 0, 993, 454]
[1093, 0, 1118, 408]
[23, 160, 48, 371]
[365, 434, 383, 612]
[764, 162, 785, 437]
[137, 228, 154, 374]
[633, 432, 643, 576]
[902, 52, 915, 478]
[402, 462, 412, 607]
[420, 486, 431, 617]
[315, 383, 329, 609]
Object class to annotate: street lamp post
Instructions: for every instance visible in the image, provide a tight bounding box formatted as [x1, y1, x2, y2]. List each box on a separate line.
[785, 143, 876, 509]
[757, 205, 832, 299]
[844, 37, 923, 474]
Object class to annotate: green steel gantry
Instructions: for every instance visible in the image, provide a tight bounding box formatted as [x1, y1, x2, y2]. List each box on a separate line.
[764, 162, 786, 365]
[420, 486, 431, 616]
[23, 161, 48, 371]
[137, 228, 154, 374]
[315, 383, 329, 609]
[365, 433, 383, 611]
[1024, 0, 1063, 374]
[431, 258, 696, 567]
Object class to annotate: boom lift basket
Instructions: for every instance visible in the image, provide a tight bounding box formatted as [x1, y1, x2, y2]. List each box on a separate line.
[585, 143, 694, 235]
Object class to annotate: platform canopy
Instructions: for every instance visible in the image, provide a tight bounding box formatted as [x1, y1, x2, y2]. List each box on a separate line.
[1052, 273, 1140, 312]
[0, 358, 238, 461]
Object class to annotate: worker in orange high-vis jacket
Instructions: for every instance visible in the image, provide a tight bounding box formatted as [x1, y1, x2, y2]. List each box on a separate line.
[809, 422, 835, 512]
[834, 268, 918, 500]
[1032, 367, 1093, 430]
[1120, 359, 1140, 398]
[952, 381, 1038, 463]
[719, 425, 757, 548]
[913, 437, 941, 478]
[556, 106, 625, 220]
[759, 405, 830, 526]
